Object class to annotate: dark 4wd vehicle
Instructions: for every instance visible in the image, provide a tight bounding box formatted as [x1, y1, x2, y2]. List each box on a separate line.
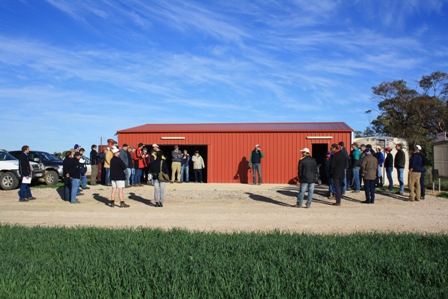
[9, 150, 63, 185]
[0, 150, 44, 190]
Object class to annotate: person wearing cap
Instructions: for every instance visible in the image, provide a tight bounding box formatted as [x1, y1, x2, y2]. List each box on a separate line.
[394, 143, 406, 195]
[375, 147, 385, 187]
[350, 143, 361, 193]
[110, 147, 130, 208]
[74, 144, 81, 152]
[408, 145, 424, 202]
[192, 151, 205, 183]
[296, 148, 317, 208]
[67, 152, 82, 204]
[384, 147, 394, 192]
[361, 148, 377, 204]
[171, 145, 183, 183]
[249, 144, 264, 185]
[90, 145, 99, 185]
[329, 143, 345, 206]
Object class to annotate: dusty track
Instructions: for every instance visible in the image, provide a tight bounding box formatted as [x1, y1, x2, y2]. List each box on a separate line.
[1, 183, 447, 234]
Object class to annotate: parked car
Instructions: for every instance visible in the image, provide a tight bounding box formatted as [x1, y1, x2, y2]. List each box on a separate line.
[0, 150, 44, 190]
[9, 150, 63, 185]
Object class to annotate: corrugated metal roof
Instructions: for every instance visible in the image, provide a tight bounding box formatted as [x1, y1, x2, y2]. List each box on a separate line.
[118, 122, 353, 133]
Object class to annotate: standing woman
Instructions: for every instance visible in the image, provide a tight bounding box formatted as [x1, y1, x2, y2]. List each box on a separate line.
[150, 150, 169, 207]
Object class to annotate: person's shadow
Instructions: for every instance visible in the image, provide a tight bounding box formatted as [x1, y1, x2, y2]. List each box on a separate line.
[128, 192, 155, 207]
[246, 192, 293, 207]
[92, 193, 111, 206]
[234, 157, 249, 183]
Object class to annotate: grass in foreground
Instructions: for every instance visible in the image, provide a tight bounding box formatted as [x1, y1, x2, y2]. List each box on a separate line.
[0, 226, 447, 298]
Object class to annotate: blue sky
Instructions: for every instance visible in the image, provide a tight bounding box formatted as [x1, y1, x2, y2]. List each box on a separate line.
[1, 0, 447, 153]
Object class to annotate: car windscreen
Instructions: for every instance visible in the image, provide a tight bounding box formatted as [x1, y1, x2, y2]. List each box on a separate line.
[0, 152, 18, 161]
[39, 152, 62, 162]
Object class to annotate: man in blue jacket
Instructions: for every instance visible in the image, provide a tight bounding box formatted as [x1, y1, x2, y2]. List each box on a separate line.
[408, 145, 424, 202]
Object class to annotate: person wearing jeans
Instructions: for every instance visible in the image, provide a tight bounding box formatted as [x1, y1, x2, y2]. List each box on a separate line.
[296, 147, 317, 208]
[361, 148, 377, 204]
[394, 143, 406, 195]
[180, 149, 190, 183]
[249, 144, 264, 185]
[384, 147, 394, 192]
[68, 152, 82, 203]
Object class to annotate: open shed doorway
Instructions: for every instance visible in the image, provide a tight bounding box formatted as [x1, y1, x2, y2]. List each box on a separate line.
[147, 144, 208, 183]
[312, 144, 329, 184]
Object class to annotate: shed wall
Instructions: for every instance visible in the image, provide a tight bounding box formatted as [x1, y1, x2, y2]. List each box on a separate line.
[118, 131, 351, 184]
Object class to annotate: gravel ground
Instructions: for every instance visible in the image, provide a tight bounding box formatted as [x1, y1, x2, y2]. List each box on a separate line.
[1, 183, 447, 234]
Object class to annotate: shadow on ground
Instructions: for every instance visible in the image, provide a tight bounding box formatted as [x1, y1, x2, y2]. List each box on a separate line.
[128, 192, 155, 207]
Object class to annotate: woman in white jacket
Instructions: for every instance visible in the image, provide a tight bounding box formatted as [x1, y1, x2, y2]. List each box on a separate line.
[192, 151, 205, 183]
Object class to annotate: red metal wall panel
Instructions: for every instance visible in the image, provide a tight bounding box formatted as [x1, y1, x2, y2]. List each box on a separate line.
[117, 130, 351, 184]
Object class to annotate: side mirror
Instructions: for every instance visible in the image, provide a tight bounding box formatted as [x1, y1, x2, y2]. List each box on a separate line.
[34, 158, 40, 162]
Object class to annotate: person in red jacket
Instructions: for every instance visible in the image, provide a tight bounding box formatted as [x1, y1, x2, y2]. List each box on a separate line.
[132, 143, 145, 186]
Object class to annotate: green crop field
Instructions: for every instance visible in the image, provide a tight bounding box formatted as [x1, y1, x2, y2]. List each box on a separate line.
[0, 225, 447, 298]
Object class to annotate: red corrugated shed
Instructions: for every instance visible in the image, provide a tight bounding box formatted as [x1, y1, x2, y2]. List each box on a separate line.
[117, 122, 353, 184]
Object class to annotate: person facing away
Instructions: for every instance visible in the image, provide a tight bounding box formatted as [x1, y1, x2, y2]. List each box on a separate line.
[192, 151, 205, 183]
[18, 145, 35, 202]
[361, 148, 377, 204]
[375, 147, 385, 187]
[110, 147, 129, 208]
[296, 147, 317, 208]
[89, 145, 99, 186]
[394, 143, 406, 195]
[350, 143, 361, 193]
[150, 150, 169, 207]
[408, 145, 424, 202]
[384, 147, 394, 192]
[67, 152, 82, 204]
[329, 143, 345, 206]
[249, 144, 264, 185]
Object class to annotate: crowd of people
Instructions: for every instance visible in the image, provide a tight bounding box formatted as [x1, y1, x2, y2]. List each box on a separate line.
[16, 141, 426, 209]
[296, 141, 426, 208]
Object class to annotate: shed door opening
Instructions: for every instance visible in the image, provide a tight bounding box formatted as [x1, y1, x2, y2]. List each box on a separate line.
[312, 144, 329, 184]
[154, 145, 208, 183]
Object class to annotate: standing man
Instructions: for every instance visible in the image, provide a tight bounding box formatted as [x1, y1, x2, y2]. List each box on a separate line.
[394, 143, 406, 195]
[171, 145, 182, 183]
[408, 145, 423, 202]
[249, 144, 264, 185]
[361, 148, 377, 204]
[180, 149, 191, 183]
[375, 147, 385, 187]
[110, 147, 130, 208]
[296, 148, 317, 208]
[384, 147, 394, 192]
[133, 143, 144, 186]
[192, 151, 205, 183]
[78, 148, 89, 190]
[67, 152, 82, 204]
[329, 143, 345, 206]
[104, 147, 113, 186]
[89, 145, 99, 185]
[18, 145, 35, 202]
[338, 142, 350, 194]
[119, 144, 130, 187]
[350, 143, 361, 193]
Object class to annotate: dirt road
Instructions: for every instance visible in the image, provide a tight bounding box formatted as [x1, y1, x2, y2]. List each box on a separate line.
[1, 183, 447, 234]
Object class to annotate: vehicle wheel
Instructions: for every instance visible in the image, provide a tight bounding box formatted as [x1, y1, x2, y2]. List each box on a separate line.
[0, 172, 19, 190]
[45, 170, 59, 185]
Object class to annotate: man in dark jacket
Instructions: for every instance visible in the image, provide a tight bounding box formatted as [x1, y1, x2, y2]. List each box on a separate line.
[18, 145, 35, 202]
[384, 147, 394, 192]
[296, 148, 317, 208]
[338, 142, 350, 194]
[330, 143, 346, 206]
[66, 152, 82, 204]
[394, 143, 406, 195]
[90, 145, 99, 185]
[408, 145, 424, 202]
[110, 147, 129, 208]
